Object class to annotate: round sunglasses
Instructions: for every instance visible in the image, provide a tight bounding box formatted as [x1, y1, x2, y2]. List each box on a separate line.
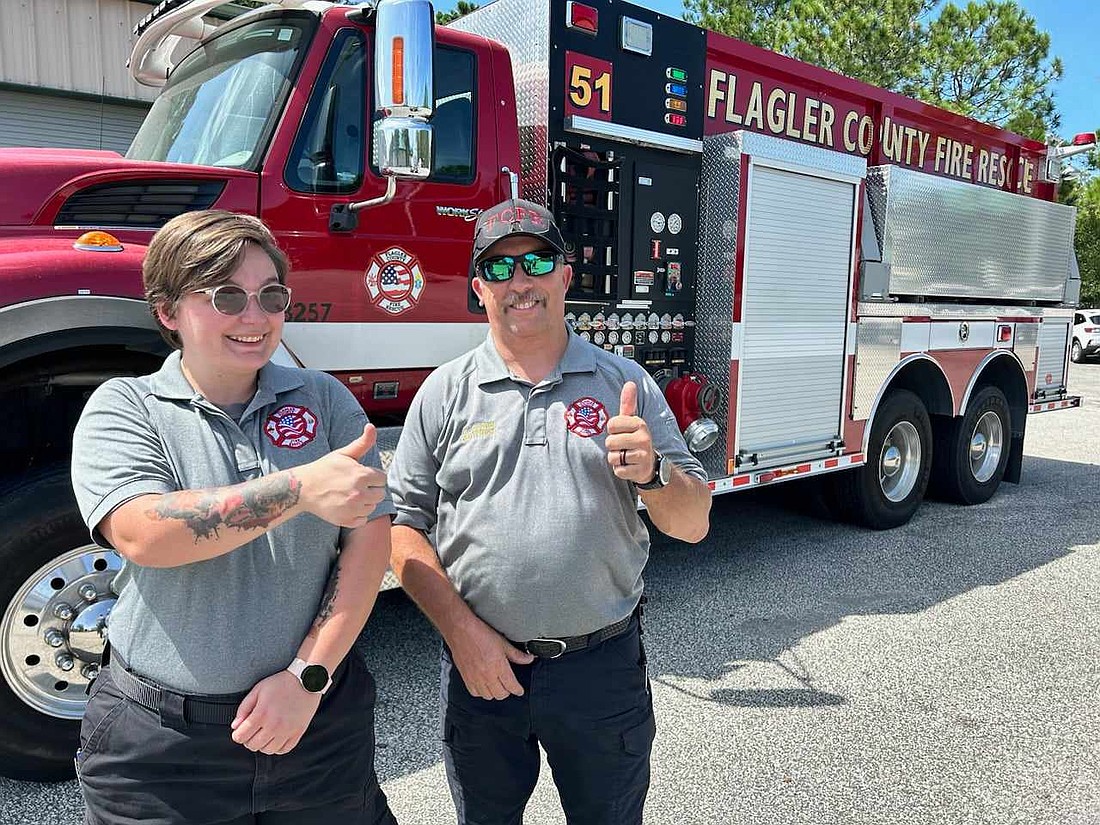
[477, 251, 560, 282]
[190, 283, 292, 316]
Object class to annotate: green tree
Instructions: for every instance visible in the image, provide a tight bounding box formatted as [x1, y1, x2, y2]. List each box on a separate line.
[1070, 148, 1100, 307]
[684, 0, 1062, 140]
[436, 1, 479, 25]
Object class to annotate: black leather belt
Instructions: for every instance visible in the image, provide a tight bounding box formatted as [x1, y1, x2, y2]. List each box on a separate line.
[108, 656, 250, 726]
[514, 612, 636, 659]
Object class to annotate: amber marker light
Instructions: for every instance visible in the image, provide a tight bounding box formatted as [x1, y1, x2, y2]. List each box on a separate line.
[73, 231, 123, 252]
[392, 37, 405, 105]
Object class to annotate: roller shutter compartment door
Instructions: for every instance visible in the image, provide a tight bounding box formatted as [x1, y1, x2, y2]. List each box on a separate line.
[1035, 320, 1070, 392]
[0, 89, 148, 155]
[736, 165, 856, 464]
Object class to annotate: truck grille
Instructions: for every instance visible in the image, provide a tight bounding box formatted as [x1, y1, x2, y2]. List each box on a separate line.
[56, 180, 226, 228]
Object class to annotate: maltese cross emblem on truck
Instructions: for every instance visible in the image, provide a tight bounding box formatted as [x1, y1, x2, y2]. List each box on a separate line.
[364, 247, 426, 316]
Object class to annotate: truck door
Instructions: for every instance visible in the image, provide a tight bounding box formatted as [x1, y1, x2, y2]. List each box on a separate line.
[258, 25, 499, 415]
[735, 160, 858, 468]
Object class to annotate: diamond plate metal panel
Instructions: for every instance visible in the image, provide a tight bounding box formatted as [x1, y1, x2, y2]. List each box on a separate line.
[449, 0, 550, 204]
[737, 131, 867, 179]
[866, 166, 1075, 302]
[696, 132, 741, 479]
[852, 319, 902, 418]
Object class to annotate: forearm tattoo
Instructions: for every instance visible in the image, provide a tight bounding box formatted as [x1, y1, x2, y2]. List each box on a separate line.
[309, 562, 341, 637]
[147, 473, 303, 541]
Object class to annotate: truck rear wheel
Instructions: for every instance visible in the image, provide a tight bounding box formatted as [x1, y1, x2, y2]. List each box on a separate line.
[0, 465, 120, 781]
[839, 390, 932, 530]
[931, 386, 1010, 505]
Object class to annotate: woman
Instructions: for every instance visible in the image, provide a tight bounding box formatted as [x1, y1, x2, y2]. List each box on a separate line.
[71, 210, 397, 824]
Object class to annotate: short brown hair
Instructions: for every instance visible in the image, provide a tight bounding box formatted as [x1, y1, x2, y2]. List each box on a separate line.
[143, 210, 289, 349]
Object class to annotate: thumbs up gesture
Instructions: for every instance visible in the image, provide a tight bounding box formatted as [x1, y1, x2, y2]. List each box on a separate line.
[299, 423, 388, 528]
[605, 382, 657, 485]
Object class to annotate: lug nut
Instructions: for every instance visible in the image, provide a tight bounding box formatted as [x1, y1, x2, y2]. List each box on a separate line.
[79, 584, 98, 602]
[81, 664, 99, 680]
[44, 630, 65, 648]
[53, 603, 74, 621]
[55, 654, 75, 672]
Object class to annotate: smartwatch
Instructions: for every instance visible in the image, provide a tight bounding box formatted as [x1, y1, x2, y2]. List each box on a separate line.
[286, 658, 332, 694]
[637, 452, 672, 490]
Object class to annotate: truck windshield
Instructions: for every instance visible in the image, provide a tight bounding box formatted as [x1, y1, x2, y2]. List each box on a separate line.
[127, 16, 311, 169]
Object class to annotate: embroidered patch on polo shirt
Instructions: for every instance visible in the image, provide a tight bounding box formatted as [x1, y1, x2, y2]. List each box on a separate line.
[460, 421, 497, 443]
[564, 397, 608, 438]
[264, 404, 318, 449]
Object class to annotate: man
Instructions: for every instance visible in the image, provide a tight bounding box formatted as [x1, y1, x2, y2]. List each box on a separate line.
[70, 210, 396, 824]
[388, 198, 711, 824]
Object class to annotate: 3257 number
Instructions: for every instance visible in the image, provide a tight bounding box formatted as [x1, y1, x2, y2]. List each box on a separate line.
[284, 302, 332, 322]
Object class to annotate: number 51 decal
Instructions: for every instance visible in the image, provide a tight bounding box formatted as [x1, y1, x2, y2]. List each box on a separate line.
[565, 51, 613, 121]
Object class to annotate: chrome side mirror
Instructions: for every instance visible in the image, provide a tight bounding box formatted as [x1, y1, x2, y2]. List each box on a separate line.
[374, 0, 434, 178]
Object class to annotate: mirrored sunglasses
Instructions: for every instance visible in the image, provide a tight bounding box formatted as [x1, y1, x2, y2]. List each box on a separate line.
[191, 283, 292, 316]
[477, 251, 560, 282]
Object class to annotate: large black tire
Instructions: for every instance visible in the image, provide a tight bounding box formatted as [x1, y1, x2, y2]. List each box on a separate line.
[930, 386, 1011, 505]
[0, 465, 111, 781]
[837, 389, 932, 530]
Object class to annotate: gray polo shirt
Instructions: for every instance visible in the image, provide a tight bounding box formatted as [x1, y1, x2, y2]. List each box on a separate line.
[71, 351, 394, 694]
[389, 330, 705, 641]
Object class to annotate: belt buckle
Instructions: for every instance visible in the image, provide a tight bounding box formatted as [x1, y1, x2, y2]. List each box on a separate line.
[527, 638, 567, 659]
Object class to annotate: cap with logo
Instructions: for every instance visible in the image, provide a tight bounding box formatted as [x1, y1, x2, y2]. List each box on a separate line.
[470, 199, 569, 275]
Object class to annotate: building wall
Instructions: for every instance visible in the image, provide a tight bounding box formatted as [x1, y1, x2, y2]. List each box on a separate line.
[0, 0, 247, 151]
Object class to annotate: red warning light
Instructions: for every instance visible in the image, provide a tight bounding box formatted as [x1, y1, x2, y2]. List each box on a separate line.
[664, 113, 686, 127]
[1072, 132, 1096, 146]
[998, 324, 1012, 342]
[566, 1, 598, 34]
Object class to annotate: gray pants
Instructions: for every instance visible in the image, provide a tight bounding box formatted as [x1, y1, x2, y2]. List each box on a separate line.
[77, 654, 396, 825]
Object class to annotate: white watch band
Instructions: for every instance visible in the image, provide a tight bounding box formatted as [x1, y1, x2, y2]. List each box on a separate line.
[286, 657, 332, 694]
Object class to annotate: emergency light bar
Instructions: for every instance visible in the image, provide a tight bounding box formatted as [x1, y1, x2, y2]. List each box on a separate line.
[1041, 131, 1097, 183]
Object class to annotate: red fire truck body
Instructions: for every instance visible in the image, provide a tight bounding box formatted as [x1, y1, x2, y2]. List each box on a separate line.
[0, 0, 1086, 781]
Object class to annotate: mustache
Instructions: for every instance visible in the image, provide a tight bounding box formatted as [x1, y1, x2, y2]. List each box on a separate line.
[506, 291, 546, 307]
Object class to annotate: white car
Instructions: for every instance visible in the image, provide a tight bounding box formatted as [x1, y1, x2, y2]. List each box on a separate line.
[1071, 309, 1100, 363]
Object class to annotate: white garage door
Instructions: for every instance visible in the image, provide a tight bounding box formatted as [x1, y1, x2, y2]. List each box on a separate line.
[0, 88, 148, 155]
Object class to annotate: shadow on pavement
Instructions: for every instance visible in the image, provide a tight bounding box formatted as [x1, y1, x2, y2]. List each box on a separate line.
[360, 452, 1099, 782]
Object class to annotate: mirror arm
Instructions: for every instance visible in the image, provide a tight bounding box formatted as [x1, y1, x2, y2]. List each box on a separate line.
[329, 176, 397, 232]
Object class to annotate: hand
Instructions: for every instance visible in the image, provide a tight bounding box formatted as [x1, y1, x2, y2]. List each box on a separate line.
[231, 670, 322, 755]
[605, 382, 657, 485]
[447, 614, 534, 700]
[299, 424, 387, 528]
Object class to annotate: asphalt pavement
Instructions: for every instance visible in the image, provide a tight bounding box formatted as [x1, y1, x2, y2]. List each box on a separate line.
[3, 363, 1098, 825]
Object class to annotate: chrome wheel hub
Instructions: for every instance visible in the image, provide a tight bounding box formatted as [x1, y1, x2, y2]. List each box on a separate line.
[0, 546, 120, 718]
[969, 410, 1004, 483]
[879, 421, 921, 503]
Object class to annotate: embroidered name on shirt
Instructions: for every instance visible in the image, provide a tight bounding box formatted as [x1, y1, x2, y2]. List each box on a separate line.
[264, 404, 318, 449]
[460, 421, 497, 443]
[564, 397, 608, 438]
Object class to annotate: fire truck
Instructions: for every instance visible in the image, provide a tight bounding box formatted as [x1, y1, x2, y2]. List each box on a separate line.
[0, 0, 1092, 781]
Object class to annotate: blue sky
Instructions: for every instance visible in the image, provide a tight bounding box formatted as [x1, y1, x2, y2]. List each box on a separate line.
[439, 0, 1097, 141]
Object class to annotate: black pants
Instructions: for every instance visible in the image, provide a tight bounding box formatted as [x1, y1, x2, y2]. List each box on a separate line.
[441, 617, 656, 825]
[77, 653, 396, 825]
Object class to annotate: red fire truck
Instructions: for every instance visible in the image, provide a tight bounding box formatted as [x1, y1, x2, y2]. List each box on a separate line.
[0, 0, 1091, 780]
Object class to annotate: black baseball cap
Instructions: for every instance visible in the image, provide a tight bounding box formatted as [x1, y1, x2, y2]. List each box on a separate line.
[470, 199, 569, 267]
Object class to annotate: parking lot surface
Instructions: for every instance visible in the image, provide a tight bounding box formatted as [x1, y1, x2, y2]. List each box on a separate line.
[3, 363, 1098, 825]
